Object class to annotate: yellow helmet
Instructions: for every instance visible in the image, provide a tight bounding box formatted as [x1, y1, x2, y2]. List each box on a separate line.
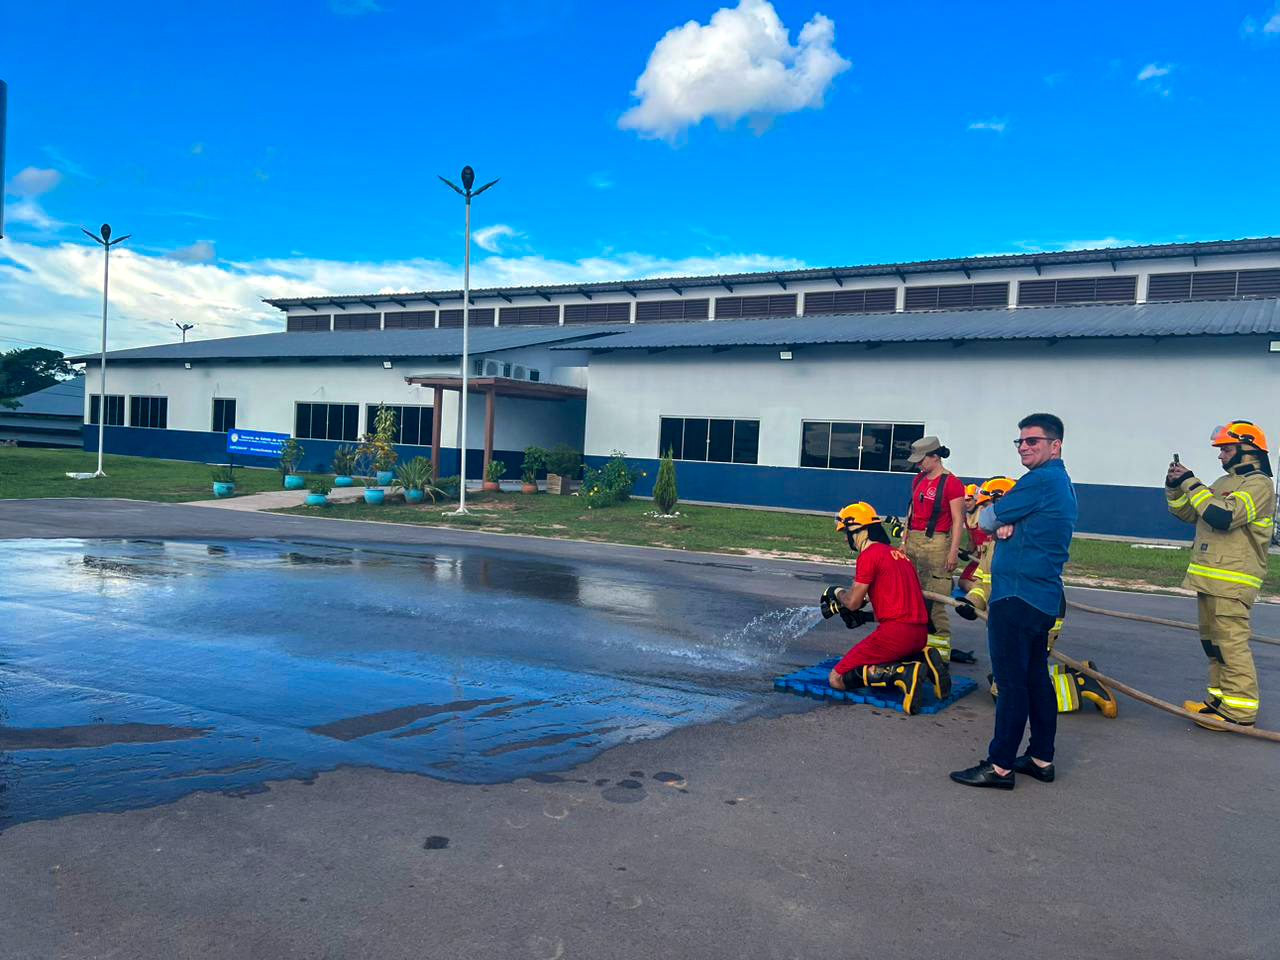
[964, 483, 978, 497]
[976, 476, 1015, 506]
[835, 502, 880, 533]
[1210, 420, 1269, 453]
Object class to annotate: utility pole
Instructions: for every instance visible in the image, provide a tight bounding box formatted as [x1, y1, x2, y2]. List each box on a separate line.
[174, 320, 195, 343]
[80, 223, 130, 477]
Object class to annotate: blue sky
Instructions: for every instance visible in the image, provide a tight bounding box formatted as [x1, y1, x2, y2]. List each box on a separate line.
[2, 0, 1279, 352]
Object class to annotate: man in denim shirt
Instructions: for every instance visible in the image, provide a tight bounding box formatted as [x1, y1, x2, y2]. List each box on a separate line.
[951, 413, 1078, 790]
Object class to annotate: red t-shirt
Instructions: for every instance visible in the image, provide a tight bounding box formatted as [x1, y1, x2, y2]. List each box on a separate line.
[968, 522, 991, 550]
[908, 472, 965, 533]
[854, 542, 928, 625]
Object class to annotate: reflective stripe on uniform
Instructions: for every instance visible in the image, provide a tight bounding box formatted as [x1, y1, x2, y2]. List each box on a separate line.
[1253, 518, 1274, 530]
[1189, 488, 1213, 508]
[1185, 563, 1264, 589]
[969, 587, 987, 601]
[1219, 693, 1260, 710]
[1052, 670, 1075, 711]
[1168, 494, 1189, 507]
[927, 634, 951, 652]
[1208, 686, 1225, 699]
[1228, 490, 1258, 521]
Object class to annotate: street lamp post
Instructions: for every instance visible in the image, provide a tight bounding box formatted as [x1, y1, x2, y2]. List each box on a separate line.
[438, 165, 498, 515]
[174, 320, 195, 343]
[80, 223, 130, 478]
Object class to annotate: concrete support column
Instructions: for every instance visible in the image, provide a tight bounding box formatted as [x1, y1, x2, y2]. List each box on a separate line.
[431, 386, 443, 480]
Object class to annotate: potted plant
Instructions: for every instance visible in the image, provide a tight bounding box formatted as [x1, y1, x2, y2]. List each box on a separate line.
[332, 444, 357, 487]
[520, 446, 544, 494]
[544, 444, 581, 495]
[210, 465, 236, 498]
[306, 478, 331, 507]
[279, 437, 305, 489]
[483, 458, 507, 492]
[373, 404, 399, 486]
[353, 441, 385, 505]
[395, 456, 432, 504]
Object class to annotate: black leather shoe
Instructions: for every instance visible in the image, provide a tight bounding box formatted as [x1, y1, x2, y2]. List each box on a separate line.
[949, 761, 1015, 790]
[1012, 754, 1055, 783]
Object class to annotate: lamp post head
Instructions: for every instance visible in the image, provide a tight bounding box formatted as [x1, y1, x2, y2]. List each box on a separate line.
[100, 224, 111, 242]
[461, 166, 475, 192]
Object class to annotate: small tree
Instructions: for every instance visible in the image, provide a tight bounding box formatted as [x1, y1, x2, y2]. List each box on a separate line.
[278, 438, 304, 479]
[521, 446, 546, 484]
[373, 404, 399, 471]
[653, 447, 678, 514]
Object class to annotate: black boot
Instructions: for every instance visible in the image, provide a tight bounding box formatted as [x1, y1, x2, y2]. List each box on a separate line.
[921, 647, 952, 700]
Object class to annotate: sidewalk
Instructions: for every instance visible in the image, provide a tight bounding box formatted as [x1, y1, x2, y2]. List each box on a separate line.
[185, 485, 368, 512]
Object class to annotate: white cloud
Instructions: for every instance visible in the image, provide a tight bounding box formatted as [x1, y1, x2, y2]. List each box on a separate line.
[968, 119, 1006, 133]
[472, 224, 521, 254]
[1012, 236, 1139, 254]
[329, 0, 382, 13]
[190, 142, 205, 155]
[5, 167, 66, 231]
[588, 172, 615, 190]
[166, 241, 217, 263]
[0, 238, 806, 354]
[1242, 5, 1280, 35]
[1136, 63, 1171, 82]
[618, 0, 851, 143]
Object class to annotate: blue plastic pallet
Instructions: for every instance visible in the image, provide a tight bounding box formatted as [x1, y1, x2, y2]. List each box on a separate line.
[774, 657, 978, 715]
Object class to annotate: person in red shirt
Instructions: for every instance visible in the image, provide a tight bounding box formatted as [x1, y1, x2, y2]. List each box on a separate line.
[899, 436, 968, 662]
[820, 502, 952, 715]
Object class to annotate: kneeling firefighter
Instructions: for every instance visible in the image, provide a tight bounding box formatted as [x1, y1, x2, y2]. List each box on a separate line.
[820, 502, 951, 715]
[1165, 419, 1275, 729]
[958, 478, 1117, 717]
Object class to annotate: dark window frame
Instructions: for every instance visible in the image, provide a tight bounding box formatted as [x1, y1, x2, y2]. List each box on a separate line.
[88, 393, 125, 426]
[499, 305, 561, 326]
[211, 397, 237, 433]
[438, 307, 495, 328]
[333, 312, 380, 331]
[1147, 268, 1280, 302]
[635, 298, 709, 322]
[383, 310, 436, 329]
[286, 314, 332, 332]
[800, 420, 924, 473]
[904, 282, 1009, 311]
[803, 288, 897, 315]
[129, 395, 168, 429]
[564, 302, 632, 324]
[1017, 275, 1138, 306]
[293, 401, 360, 442]
[714, 294, 797, 319]
[363, 403, 434, 446]
[657, 415, 760, 465]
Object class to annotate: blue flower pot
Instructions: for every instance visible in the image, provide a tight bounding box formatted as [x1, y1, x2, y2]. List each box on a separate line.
[284, 474, 305, 490]
[404, 489, 425, 504]
[305, 493, 328, 507]
[363, 488, 385, 505]
[212, 482, 235, 498]
[376, 470, 395, 487]
[334, 475, 353, 487]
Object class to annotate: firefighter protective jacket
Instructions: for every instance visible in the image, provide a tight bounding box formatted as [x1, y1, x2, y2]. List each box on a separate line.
[1167, 464, 1275, 604]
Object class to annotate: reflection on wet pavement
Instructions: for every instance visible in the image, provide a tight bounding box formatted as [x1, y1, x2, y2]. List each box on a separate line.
[0, 538, 828, 827]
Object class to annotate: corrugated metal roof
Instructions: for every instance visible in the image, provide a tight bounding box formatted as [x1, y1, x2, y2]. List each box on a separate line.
[550, 298, 1280, 352]
[9, 377, 84, 416]
[262, 237, 1280, 309]
[67, 326, 620, 365]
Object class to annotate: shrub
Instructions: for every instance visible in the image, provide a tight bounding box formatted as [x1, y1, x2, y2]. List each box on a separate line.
[395, 456, 432, 493]
[485, 459, 508, 482]
[437, 475, 461, 496]
[521, 446, 546, 484]
[210, 465, 236, 484]
[310, 477, 332, 495]
[653, 448, 678, 514]
[332, 444, 357, 476]
[544, 444, 582, 478]
[582, 450, 639, 508]
[372, 404, 399, 470]
[278, 437, 304, 478]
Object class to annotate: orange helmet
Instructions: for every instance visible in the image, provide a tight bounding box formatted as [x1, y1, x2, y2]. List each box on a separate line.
[836, 502, 880, 533]
[964, 483, 978, 498]
[976, 476, 1015, 506]
[1210, 420, 1268, 453]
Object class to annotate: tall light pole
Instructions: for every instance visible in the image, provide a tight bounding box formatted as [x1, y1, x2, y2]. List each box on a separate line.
[438, 165, 498, 514]
[174, 320, 195, 342]
[81, 223, 129, 478]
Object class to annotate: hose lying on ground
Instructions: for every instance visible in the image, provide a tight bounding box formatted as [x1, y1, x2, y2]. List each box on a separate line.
[1063, 597, 1280, 648]
[921, 590, 1280, 745]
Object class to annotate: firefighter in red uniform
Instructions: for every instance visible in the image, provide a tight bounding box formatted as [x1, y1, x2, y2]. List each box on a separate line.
[821, 502, 952, 715]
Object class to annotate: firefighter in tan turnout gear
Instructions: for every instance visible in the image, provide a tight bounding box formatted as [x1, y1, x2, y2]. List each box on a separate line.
[1166, 420, 1276, 729]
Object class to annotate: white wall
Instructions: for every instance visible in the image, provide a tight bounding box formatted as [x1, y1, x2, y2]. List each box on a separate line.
[582, 336, 1280, 488]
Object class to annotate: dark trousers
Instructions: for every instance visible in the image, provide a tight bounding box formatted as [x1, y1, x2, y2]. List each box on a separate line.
[987, 596, 1057, 769]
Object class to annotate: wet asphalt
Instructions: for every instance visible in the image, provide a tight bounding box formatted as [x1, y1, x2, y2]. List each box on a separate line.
[1, 499, 1278, 959]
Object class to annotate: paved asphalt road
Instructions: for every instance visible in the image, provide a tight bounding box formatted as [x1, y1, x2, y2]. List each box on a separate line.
[1, 499, 1277, 960]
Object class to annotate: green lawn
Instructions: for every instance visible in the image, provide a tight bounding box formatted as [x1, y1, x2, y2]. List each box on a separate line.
[0, 447, 316, 503]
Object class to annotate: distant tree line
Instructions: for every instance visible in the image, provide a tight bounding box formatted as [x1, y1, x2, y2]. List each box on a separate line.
[0, 348, 78, 409]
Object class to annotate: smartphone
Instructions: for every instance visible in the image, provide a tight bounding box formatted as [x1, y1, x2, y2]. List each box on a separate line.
[1173, 453, 1180, 465]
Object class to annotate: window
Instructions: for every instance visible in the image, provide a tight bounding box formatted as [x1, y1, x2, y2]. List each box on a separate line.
[438, 307, 495, 328]
[294, 402, 359, 441]
[636, 298, 709, 322]
[129, 395, 168, 429]
[564, 302, 631, 324]
[1147, 268, 1280, 302]
[658, 417, 759, 464]
[904, 283, 1008, 311]
[364, 404, 433, 446]
[714, 294, 797, 319]
[212, 398, 236, 433]
[804, 288, 897, 315]
[1017, 276, 1137, 306]
[333, 312, 380, 331]
[88, 394, 124, 426]
[499, 305, 560, 326]
[801, 420, 923, 473]
[286, 314, 332, 332]
[383, 310, 436, 329]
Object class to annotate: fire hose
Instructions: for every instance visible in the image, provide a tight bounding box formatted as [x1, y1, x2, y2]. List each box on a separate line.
[921, 590, 1280, 744]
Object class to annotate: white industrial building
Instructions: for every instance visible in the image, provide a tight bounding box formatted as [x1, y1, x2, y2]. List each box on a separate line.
[73, 237, 1280, 538]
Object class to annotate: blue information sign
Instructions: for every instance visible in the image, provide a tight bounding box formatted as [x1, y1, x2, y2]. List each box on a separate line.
[226, 429, 289, 458]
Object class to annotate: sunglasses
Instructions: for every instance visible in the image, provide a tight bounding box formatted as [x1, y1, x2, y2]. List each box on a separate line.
[1013, 436, 1053, 448]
